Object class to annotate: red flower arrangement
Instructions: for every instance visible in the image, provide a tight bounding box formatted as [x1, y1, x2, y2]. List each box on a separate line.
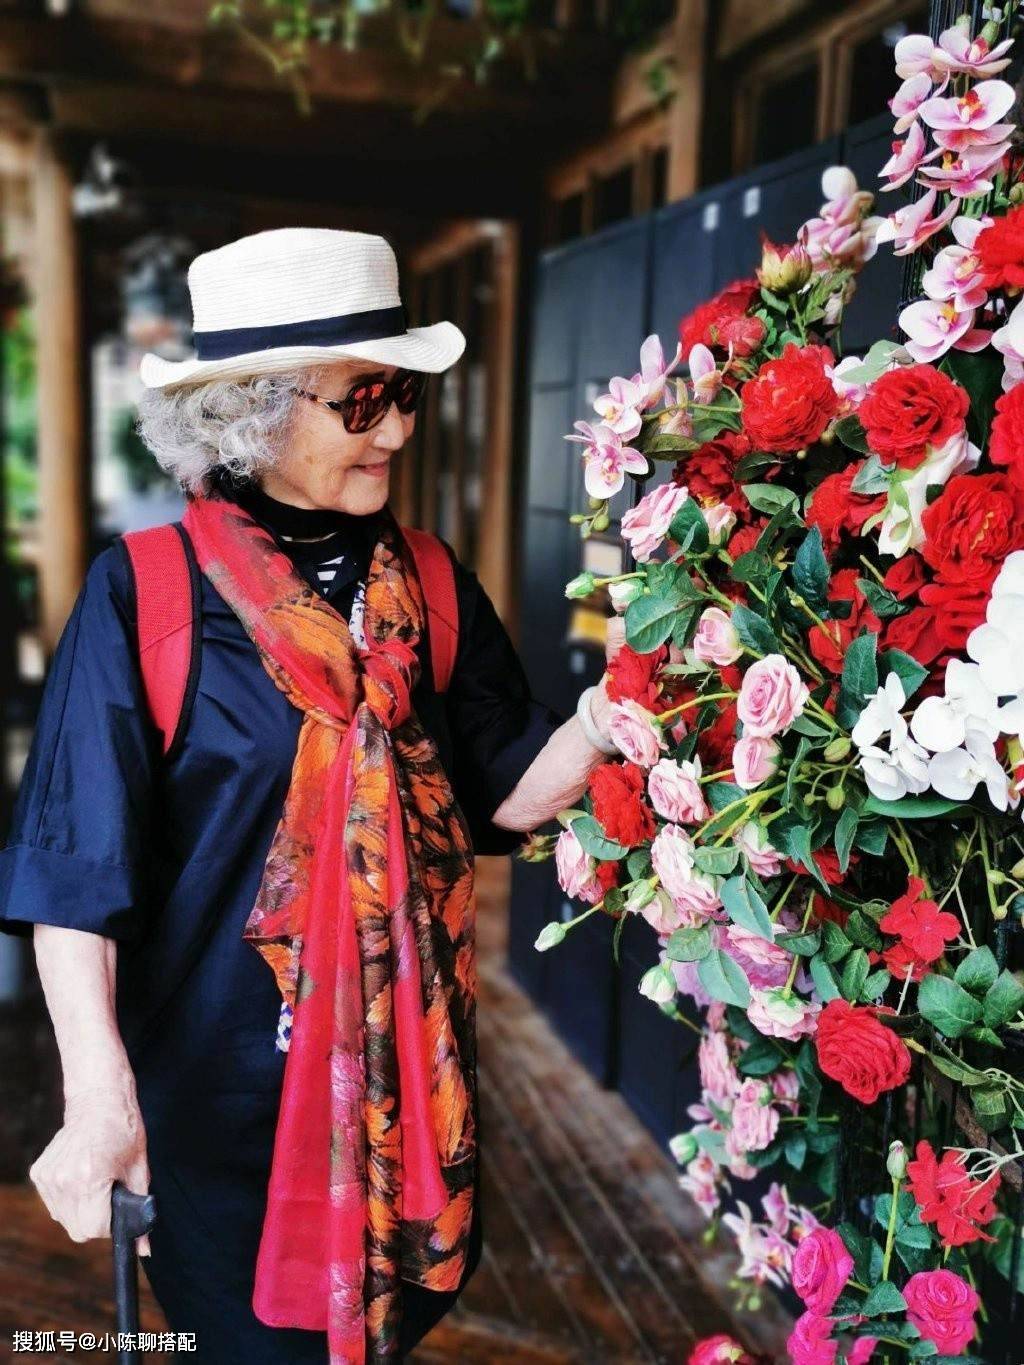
[814, 1000, 911, 1105]
[879, 878, 960, 981]
[587, 762, 656, 848]
[906, 1141, 1002, 1248]
[975, 202, 1024, 290]
[680, 279, 766, 357]
[857, 364, 969, 469]
[740, 344, 838, 452]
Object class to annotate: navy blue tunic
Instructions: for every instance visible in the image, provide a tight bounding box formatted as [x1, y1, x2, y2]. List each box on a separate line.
[0, 503, 562, 1363]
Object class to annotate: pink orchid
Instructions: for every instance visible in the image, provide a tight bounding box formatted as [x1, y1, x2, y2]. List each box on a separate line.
[761, 1182, 796, 1236]
[932, 119, 1014, 153]
[688, 343, 723, 404]
[921, 222, 989, 311]
[992, 297, 1024, 390]
[916, 141, 1010, 198]
[565, 420, 647, 499]
[875, 188, 958, 255]
[679, 1151, 721, 1219]
[721, 1201, 793, 1288]
[593, 376, 645, 440]
[894, 33, 943, 81]
[637, 332, 682, 409]
[889, 72, 935, 134]
[898, 298, 990, 363]
[932, 25, 1014, 78]
[919, 80, 1016, 135]
[798, 167, 882, 273]
[879, 121, 938, 191]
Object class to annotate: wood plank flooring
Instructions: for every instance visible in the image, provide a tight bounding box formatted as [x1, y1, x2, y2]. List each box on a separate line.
[0, 859, 790, 1364]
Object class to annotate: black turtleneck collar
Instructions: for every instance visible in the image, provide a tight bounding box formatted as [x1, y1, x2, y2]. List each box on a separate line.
[211, 465, 375, 543]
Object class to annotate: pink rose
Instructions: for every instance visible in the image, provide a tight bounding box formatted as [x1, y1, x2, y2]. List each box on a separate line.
[846, 1340, 878, 1365]
[737, 654, 809, 737]
[693, 606, 742, 666]
[651, 823, 698, 899]
[729, 1078, 779, 1154]
[791, 1226, 854, 1314]
[904, 1269, 980, 1355]
[607, 698, 665, 767]
[699, 1029, 742, 1108]
[648, 756, 709, 823]
[620, 481, 691, 562]
[734, 820, 783, 877]
[687, 1335, 753, 1365]
[639, 888, 687, 936]
[787, 1312, 838, 1365]
[748, 987, 822, 1041]
[667, 957, 714, 1009]
[703, 502, 738, 545]
[724, 923, 792, 991]
[671, 871, 723, 922]
[732, 735, 781, 790]
[554, 827, 603, 904]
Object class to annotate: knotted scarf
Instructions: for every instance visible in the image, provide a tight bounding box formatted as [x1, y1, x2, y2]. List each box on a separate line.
[181, 491, 478, 1364]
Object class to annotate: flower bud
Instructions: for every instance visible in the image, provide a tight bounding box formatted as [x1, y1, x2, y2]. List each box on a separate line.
[519, 832, 556, 863]
[534, 921, 567, 952]
[608, 577, 644, 611]
[592, 511, 610, 533]
[757, 237, 813, 295]
[626, 880, 656, 912]
[565, 572, 597, 600]
[1011, 182, 1024, 207]
[825, 784, 845, 811]
[886, 1140, 908, 1182]
[669, 1132, 699, 1166]
[987, 869, 1007, 886]
[638, 964, 676, 1005]
[823, 737, 851, 763]
[1012, 857, 1024, 881]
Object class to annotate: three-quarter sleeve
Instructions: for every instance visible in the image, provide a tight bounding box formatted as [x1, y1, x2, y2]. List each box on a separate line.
[0, 543, 157, 941]
[444, 551, 564, 856]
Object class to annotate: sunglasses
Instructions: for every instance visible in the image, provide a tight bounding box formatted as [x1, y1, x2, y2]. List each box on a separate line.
[293, 368, 427, 434]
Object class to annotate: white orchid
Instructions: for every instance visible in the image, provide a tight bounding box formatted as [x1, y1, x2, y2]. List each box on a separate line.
[910, 660, 1001, 752]
[853, 675, 932, 801]
[928, 733, 1011, 810]
[967, 551, 1024, 697]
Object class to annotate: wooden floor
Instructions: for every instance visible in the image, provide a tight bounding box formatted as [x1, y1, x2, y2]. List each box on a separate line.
[0, 860, 789, 1364]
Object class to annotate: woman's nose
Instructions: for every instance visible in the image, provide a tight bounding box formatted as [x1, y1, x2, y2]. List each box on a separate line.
[372, 401, 407, 450]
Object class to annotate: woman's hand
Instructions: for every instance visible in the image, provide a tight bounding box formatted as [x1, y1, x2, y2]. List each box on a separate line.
[30, 1083, 152, 1255]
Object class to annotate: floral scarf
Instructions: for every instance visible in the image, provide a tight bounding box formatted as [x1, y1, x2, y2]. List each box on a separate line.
[181, 490, 478, 1364]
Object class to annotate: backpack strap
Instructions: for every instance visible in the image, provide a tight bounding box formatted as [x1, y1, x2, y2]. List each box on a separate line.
[401, 527, 459, 694]
[121, 522, 201, 758]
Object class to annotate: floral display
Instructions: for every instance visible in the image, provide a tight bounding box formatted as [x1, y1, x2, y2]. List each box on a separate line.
[532, 11, 1024, 1363]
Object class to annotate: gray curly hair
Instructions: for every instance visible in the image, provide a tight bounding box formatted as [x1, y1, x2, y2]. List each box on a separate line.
[134, 362, 333, 496]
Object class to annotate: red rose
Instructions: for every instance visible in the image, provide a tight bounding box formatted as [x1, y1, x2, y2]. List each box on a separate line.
[673, 431, 754, 520]
[989, 381, 1024, 490]
[922, 473, 1024, 588]
[814, 999, 912, 1104]
[697, 700, 739, 772]
[806, 464, 885, 553]
[727, 523, 764, 559]
[879, 876, 960, 981]
[906, 1140, 1001, 1248]
[917, 579, 992, 654]
[807, 569, 881, 674]
[588, 762, 655, 848]
[882, 604, 944, 665]
[883, 554, 928, 601]
[606, 643, 668, 712]
[975, 203, 1024, 290]
[595, 860, 620, 892]
[903, 1269, 980, 1355]
[741, 343, 839, 453]
[680, 279, 766, 358]
[858, 365, 969, 469]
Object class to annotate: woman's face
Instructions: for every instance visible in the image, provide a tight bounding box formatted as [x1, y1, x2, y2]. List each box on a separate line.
[261, 359, 417, 516]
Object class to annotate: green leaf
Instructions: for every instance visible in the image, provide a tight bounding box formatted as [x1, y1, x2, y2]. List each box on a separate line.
[705, 780, 747, 811]
[626, 849, 653, 881]
[836, 631, 878, 727]
[861, 968, 891, 1001]
[955, 947, 998, 999]
[731, 603, 780, 655]
[776, 929, 822, 956]
[862, 794, 965, 819]
[665, 924, 714, 963]
[625, 592, 682, 653]
[811, 954, 841, 1001]
[821, 920, 853, 964]
[918, 973, 985, 1039]
[845, 909, 884, 950]
[881, 648, 929, 701]
[742, 483, 799, 515]
[792, 526, 830, 615]
[875, 1191, 932, 1249]
[834, 414, 870, 454]
[693, 844, 741, 876]
[789, 714, 833, 739]
[698, 949, 751, 1008]
[731, 550, 772, 584]
[966, 1024, 1004, 1048]
[943, 346, 1003, 449]
[983, 969, 1024, 1029]
[721, 875, 774, 940]
[570, 815, 628, 861]
[737, 1035, 786, 1076]
[971, 1084, 1008, 1133]
[784, 1132, 807, 1169]
[859, 577, 911, 620]
[834, 807, 859, 875]
[853, 819, 888, 856]
[669, 497, 710, 554]
[862, 1280, 907, 1316]
[841, 948, 869, 1003]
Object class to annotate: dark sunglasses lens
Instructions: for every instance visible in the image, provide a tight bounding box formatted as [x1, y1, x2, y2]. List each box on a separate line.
[344, 381, 388, 433]
[395, 370, 426, 413]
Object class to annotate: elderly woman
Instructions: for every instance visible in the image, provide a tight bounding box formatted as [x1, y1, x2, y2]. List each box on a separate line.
[0, 229, 620, 1364]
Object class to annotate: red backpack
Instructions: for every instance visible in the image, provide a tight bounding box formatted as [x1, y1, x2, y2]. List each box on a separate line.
[121, 521, 459, 757]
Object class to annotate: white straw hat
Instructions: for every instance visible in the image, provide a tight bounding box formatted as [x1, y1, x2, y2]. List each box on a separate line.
[138, 227, 465, 389]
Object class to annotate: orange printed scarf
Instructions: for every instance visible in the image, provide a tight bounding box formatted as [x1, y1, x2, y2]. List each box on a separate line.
[181, 491, 478, 1364]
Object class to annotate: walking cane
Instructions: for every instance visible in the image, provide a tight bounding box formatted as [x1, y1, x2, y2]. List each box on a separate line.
[111, 1180, 158, 1365]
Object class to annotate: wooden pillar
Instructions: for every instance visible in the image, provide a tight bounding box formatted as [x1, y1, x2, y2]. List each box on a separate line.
[33, 129, 87, 654]
[476, 225, 518, 622]
[666, 0, 708, 202]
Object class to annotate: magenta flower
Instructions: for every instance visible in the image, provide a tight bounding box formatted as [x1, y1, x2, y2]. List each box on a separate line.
[879, 121, 938, 191]
[565, 420, 647, 499]
[791, 1226, 854, 1314]
[916, 141, 1010, 199]
[787, 1312, 839, 1365]
[919, 79, 1016, 137]
[875, 188, 958, 255]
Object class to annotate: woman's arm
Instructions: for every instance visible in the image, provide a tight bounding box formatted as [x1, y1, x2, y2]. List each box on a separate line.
[492, 618, 624, 833]
[29, 925, 151, 1254]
